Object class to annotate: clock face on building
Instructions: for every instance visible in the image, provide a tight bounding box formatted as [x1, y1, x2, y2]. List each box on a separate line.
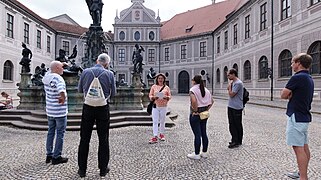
[134, 10, 140, 21]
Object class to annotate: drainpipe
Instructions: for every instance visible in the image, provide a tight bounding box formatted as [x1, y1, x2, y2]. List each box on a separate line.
[270, 0, 274, 101]
[158, 42, 161, 73]
[211, 32, 215, 95]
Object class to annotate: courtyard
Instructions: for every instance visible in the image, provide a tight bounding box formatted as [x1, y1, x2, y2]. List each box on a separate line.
[0, 96, 321, 179]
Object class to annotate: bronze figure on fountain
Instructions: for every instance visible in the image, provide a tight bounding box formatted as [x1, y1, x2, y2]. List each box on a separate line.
[86, 0, 104, 26]
[132, 44, 145, 74]
[19, 43, 32, 73]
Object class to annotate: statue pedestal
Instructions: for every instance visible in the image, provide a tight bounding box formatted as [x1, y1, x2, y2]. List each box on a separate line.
[110, 73, 144, 110]
[62, 71, 84, 112]
[17, 73, 46, 110]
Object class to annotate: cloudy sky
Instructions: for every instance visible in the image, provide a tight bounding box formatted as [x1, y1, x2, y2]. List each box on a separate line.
[18, 0, 224, 32]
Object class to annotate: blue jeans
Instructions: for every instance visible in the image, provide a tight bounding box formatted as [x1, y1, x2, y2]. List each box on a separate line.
[189, 114, 208, 155]
[46, 116, 67, 158]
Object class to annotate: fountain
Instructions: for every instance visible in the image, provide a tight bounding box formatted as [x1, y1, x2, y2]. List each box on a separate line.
[0, 0, 176, 130]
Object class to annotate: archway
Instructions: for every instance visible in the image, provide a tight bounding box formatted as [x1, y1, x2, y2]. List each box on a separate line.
[178, 71, 190, 93]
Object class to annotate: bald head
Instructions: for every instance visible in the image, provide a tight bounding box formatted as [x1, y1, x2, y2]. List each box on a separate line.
[50, 61, 64, 75]
[96, 53, 110, 68]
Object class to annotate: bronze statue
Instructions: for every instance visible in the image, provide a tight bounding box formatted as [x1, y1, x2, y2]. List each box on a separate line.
[19, 43, 32, 73]
[132, 44, 145, 74]
[56, 49, 68, 62]
[56, 45, 77, 63]
[147, 67, 156, 79]
[86, 0, 104, 26]
[31, 66, 44, 86]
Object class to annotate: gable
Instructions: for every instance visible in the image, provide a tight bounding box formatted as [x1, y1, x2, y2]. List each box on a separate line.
[49, 14, 79, 26]
[115, 2, 159, 25]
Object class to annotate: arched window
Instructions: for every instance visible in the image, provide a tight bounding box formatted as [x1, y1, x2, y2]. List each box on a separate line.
[216, 68, 220, 83]
[149, 31, 155, 41]
[223, 66, 228, 82]
[232, 63, 238, 72]
[3, 60, 14, 81]
[119, 31, 125, 41]
[244, 60, 251, 80]
[308, 41, 321, 75]
[279, 49, 292, 77]
[134, 31, 140, 41]
[259, 56, 268, 79]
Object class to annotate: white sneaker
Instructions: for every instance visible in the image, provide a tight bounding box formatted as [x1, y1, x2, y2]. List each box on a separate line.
[200, 152, 208, 158]
[187, 152, 201, 160]
[286, 171, 300, 179]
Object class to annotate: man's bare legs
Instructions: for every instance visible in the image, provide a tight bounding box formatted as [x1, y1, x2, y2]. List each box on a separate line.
[293, 144, 310, 180]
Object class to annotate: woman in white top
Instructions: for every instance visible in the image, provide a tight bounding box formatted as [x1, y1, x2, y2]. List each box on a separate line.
[187, 75, 214, 160]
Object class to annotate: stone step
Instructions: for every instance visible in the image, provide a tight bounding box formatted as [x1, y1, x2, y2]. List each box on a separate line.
[0, 109, 176, 131]
[9, 117, 175, 131]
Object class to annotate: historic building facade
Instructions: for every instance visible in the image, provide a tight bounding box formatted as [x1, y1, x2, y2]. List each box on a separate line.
[213, 0, 321, 100]
[1, 0, 321, 101]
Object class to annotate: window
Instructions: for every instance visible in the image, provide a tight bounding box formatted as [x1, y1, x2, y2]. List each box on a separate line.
[3, 60, 13, 81]
[216, 68, 220, 83]
[232, 63, 238, 72]
[181, 45, 187, 59]
[134, 31, 140, 41]
[223, 66, 228, 82]
[165, 47, 169, 61]
[279, 49, 293, 77]
[245, 15, 250, 39]
[47, 36, 51, 53]
[281, 0, 291, 20]
[260, 3, 267, 31]
[311, 0, 321, 5]
[36, 30, 41, 48]
[119, 31, 125, 41]
[149, 31, 155, 41]
[308, 41, 321, 74]
[7, 13, 14, 38]
[233, 24, 238, 45]
[244, 60, 251, 80]
[148, 49, 155, 62]
[200, 41, 206, 57]
[24, 23, 29, 44]
[119, 49, 125, 62]
[217, 36, 220, 53]
[62, 41, 70, 56]
[224, 31, 228, 50]
[259, 56, 269, 79]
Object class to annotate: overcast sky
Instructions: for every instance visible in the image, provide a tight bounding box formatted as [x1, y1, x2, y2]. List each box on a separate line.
[18, 0, 224, 32]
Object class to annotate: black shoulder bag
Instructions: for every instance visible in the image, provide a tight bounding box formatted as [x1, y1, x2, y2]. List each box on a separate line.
[147, 85, 166, 115]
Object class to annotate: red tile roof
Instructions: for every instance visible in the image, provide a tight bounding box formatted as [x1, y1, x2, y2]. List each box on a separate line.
[44, 19, 88, 36]
[11, 0, 88, 36]
[9, 0, 54, 31]
[160, 0, 243, 41]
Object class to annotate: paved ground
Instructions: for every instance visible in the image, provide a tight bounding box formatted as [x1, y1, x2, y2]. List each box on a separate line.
[1, 96, 321, 179]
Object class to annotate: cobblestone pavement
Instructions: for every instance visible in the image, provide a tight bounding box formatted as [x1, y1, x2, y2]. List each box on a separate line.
[1, 96, 321, 179]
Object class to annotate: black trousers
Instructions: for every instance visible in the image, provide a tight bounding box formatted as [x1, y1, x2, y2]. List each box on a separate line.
[78, 104, 110, 171]
[227, 107, 243, 144]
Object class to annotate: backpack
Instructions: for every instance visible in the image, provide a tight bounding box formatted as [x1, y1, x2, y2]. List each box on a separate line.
[84, 70, 107, 107]
[243, 87, 249, 107]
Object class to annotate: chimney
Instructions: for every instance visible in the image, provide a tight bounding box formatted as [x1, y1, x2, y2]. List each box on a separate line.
[212, 0, 216, 4]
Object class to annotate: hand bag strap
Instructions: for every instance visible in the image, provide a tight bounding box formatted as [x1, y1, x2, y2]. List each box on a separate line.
[159, 85, 166, 92]
[152, 85, 165, 103]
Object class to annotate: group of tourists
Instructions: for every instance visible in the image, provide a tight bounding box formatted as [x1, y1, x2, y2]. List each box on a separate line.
[40, 52, 313, 179]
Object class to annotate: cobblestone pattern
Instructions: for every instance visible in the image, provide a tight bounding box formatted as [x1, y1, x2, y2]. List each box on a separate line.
[0, 96, 321, 179]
